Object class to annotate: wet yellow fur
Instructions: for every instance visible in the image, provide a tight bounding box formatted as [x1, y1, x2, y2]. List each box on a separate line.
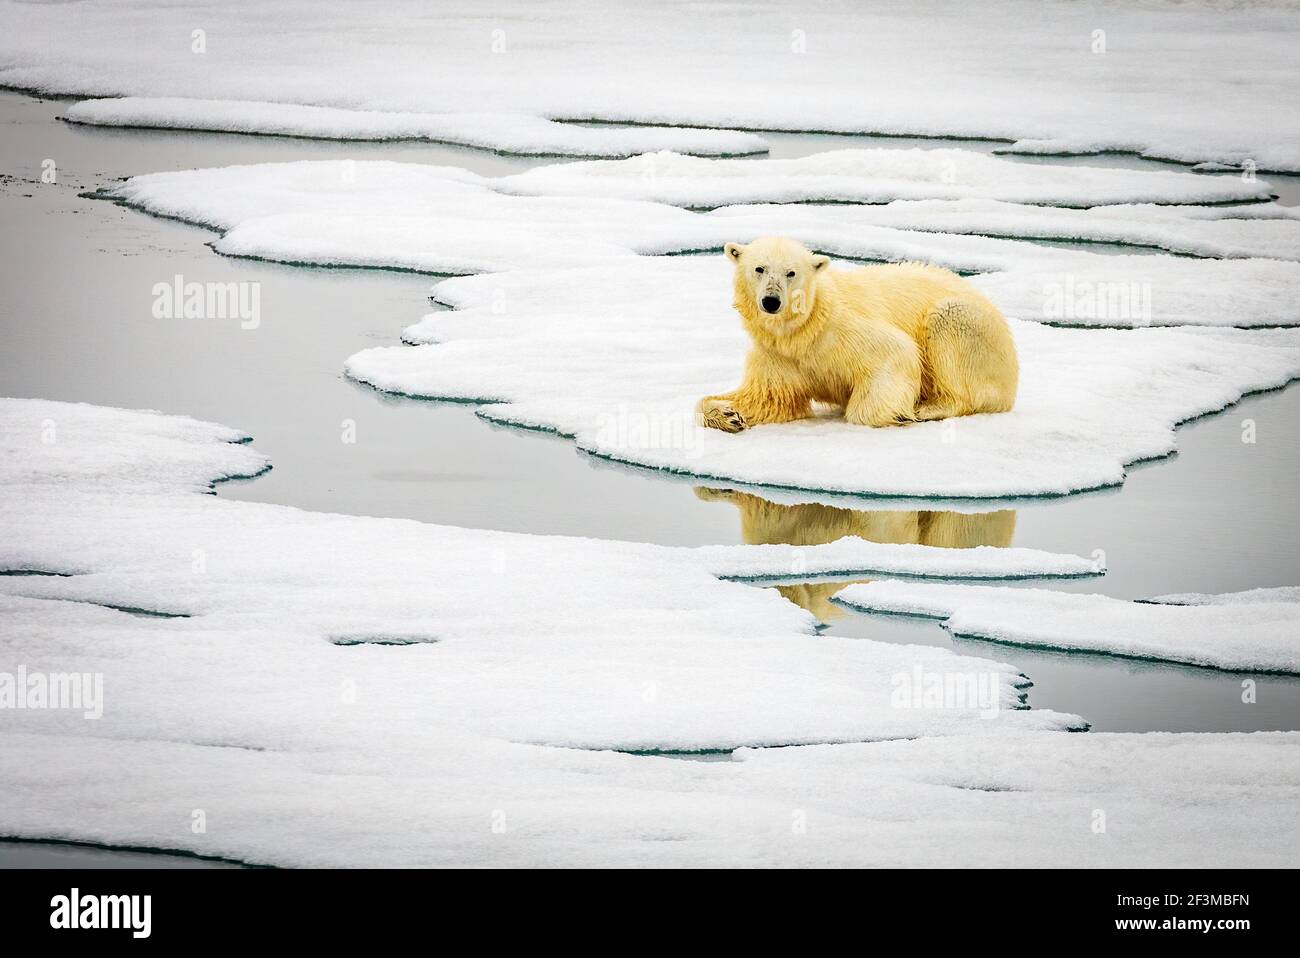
[696, 237, 1019, 431]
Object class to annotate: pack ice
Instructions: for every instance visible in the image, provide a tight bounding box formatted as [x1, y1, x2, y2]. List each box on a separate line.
[834, 581, 1300, 673]
[3, 0, 1297, 170]
[63, 97, 769, 158]
[496, 150, 1273, 208]
[4, 714, 1297, 866]
[711, 200, 1300, 262]
[1, 398, 1095, 754]
[96, 158, 1300, 498]
[103, 160, 1300, 328]
[3, 398, 1297, 866]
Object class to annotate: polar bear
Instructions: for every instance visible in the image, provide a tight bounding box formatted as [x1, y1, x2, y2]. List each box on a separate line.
[696, 237, 1018, 432]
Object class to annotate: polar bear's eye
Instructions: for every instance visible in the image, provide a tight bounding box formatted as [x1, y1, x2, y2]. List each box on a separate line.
[754, 267, 765, 275]
[786, 270, 796, 278]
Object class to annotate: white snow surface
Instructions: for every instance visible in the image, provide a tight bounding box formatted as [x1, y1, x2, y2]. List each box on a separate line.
[2, 0, 1297, 170]
[63, 97, 768, 158]
[107, 160, 701, 273]
[713, 200, 1300, 261]
[496, 150, 1273, 208]
[1143, 586, 1300, 607]
[104, 160, 1300, 328]
[0, 398, 266, 495]
[27, 399, 1289, 866]
[2, 398, 1092, 755]
[833, 582, 1300, 674]
[3, 721, 1296, 866]
[343, 257, 1300, 498]
[1, 402, 1295, 867]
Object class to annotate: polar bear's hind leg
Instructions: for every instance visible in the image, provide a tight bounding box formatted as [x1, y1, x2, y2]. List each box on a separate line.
[918, 297, 1018, 420]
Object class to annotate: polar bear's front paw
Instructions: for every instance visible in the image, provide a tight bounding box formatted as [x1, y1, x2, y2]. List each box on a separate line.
[696, 398, 747, 433]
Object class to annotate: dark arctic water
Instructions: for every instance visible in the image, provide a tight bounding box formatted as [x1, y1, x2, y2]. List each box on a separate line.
[1, 90, 1298, 866]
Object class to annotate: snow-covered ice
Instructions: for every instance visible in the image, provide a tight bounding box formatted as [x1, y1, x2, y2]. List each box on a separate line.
[344, 257, 1300, 498]
[3, 0, 1297, 170]
[0, 398, 267, 496]
[970, 256, 1300, 329]
[1143, 586, 1300, 607]
[3, 721, 1296, 866]
[63, 97, 769, 158]
[1, 411, 1295, 863]
[90, 160, 1300, 497]
[2, 398, 1094, 753]
[34, 399, 1300, 866]
[834, 582, 1300, 673]
[496, 149, 1274, 208]
[105, 160, 703, 273]
[103, 160, 1300, 328]
[0, 526, 1294, 866]
[714, 199, 1300, 262]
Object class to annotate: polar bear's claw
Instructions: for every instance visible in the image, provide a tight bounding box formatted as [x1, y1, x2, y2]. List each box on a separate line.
[697, 398, 747, 433]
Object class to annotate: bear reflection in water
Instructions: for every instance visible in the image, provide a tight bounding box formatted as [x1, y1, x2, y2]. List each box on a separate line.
[696, 487, 1016, 621]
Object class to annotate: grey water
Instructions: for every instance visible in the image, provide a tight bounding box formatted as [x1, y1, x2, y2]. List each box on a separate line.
[2, 88, 1298, 760]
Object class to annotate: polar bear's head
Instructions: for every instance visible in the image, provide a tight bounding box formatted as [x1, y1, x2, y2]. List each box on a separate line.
[724, 236, 830, 334]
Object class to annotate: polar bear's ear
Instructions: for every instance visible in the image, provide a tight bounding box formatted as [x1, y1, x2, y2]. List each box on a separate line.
[811, 254, 830, 271]
[724, 242, 746, 261]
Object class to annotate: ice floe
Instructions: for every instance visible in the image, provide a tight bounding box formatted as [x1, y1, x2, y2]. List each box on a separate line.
[993, 136, 1284, 172]
[3, 723, 1296, 866]
[93, 164, 1300, 496]
[0, 398, 267, 497]
[1142, 586, 1300, 607]
[346, 257, 1300, 498]
[63, 97, 768, 158]
[971, 255, 1300, 329]
[28, 399, 1259, 864]
[496, 150, 1274, 208]
[1, 554, 1294, 865]
[105, 161, 703, 272]
[2, 398, 1092, 752]
[103, 160, 1300, 328]
[833, 581, 1300, 673]
[713, 199, 1300, 261]
[3, 0, 1297, 170]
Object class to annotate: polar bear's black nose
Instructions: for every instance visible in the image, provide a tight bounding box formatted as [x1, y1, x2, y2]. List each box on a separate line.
[761, 295, 782, 314]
